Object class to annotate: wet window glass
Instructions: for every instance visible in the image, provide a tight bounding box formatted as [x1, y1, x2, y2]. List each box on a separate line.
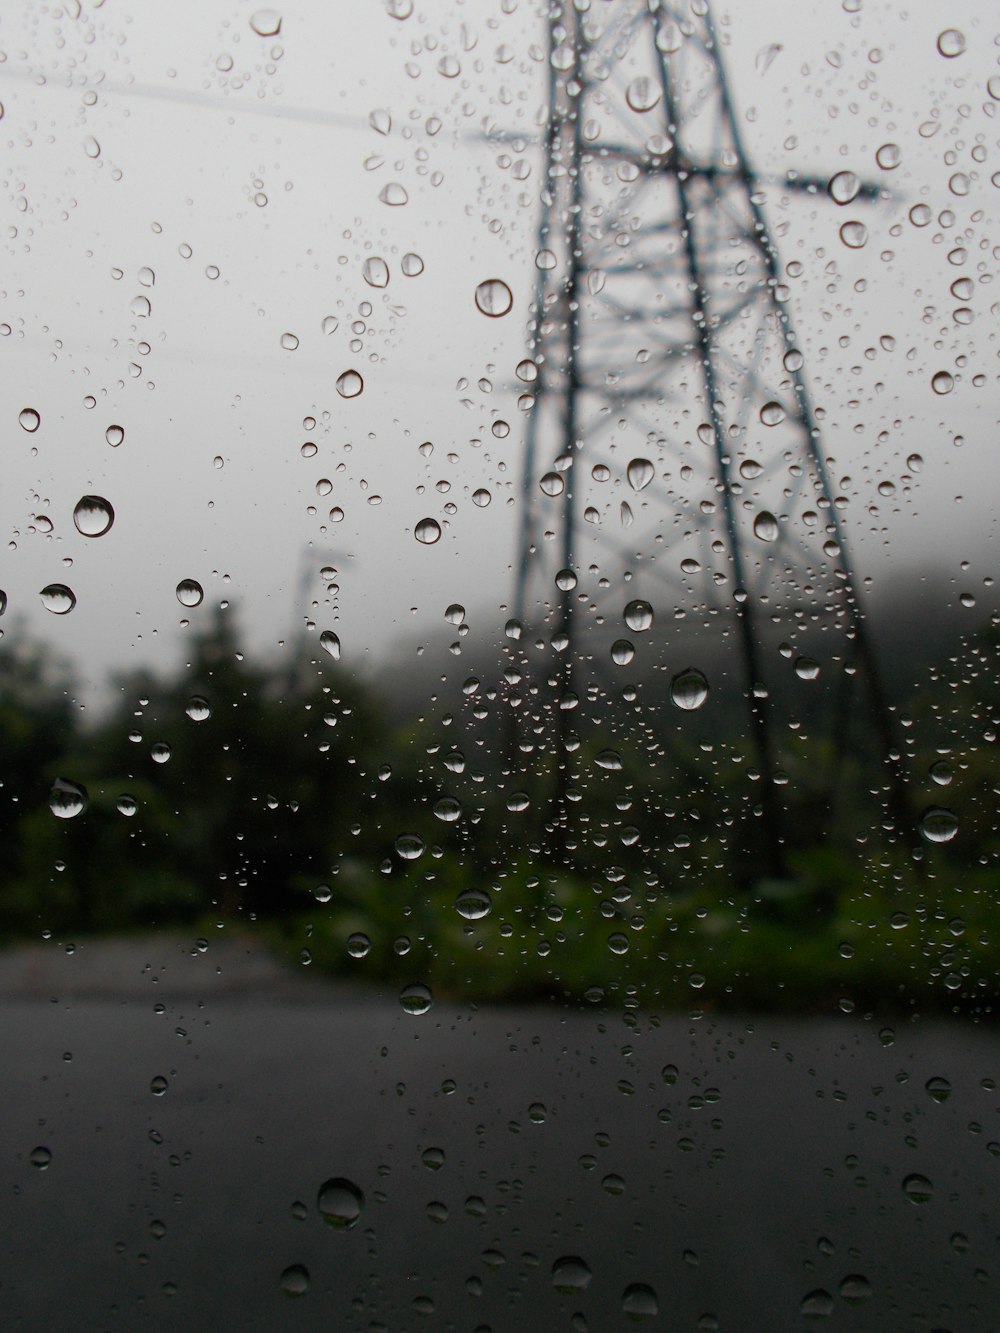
[1, 1, 997, 1328]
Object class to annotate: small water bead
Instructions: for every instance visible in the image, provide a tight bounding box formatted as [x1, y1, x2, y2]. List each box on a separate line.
[49, 779, 88, 819]
[671, 668, 709, 711]
[321, 315, 339, 337]
[176, 579, 204, 608]
[931, 370, 954, 395]
[876, 142, 901, 170]
[621, 1283, 658, 1320]
[799, 1290, 834, 1317]
[73, 495, 115, 537]
[40, 584, 76, 614]
[29, 1146, 52, 1170]
[925, 1076, 952, 1104]
[626, 458, 654, 491]
[185, 696, 211, 722]
[414, 517, 441, 545]
[369, 108, 391, 134]
[280, 1265, 309, 1297]
[455, 888, 491, 920]
[839, 220, 868, 249]
[317, 1177, 364, 1229]
[399, 982, 433, 1015]
[828, 170, 860, 205]
[759, 400, 785, 427]
[902, 1173, 933, 1204]
[401, 252, 424, 277]
[280, 332, 299, 351]
[117, 794, 137, 817]
[395, 833, 425, 860]
[151, 743, 171, 765]
[336, 370, 364, 398]
[551, 1256, 592, 1293]
[623, 599, 653, 632]
[150, 1075, 169, 1096]
[319, 631, 341, 661]
[106, 424, 125, 447]
[19, 408, 40, 433]
[474, 278, 513, 317]
[936, 28, 965, 58]
[250, 8, 282, 37]
[626, 76, 661, 113]
[753, 510, 779, 543]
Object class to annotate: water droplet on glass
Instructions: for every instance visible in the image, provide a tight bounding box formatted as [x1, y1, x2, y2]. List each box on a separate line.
[902, 1173, 933, 1204]
[395, 833, 425, 860]
[925, 1076, 952, 1103]
[595, 750, 624, 771]
[83, 136, 101, 160]
[401, 252, 424, 276]
[475, 279, 513, 317]
[185, 696, 211, 722]
[117, 794, 137, 817]
[319, 631, 341, 661]
[415, 517, 441, 545]
[621, 1283, 658, 1320]
[369, 108, 391, 135]
[671, 668, 709, 711]
[794, 657, 820, 681]
[399, 982, 433, 1015]
[363, 257, 389, 288]
[19, 408, 40, 433]
[385, 0, 412, 17]
[931, 370, 954, 395]
[828, 171, 860, 205]
[250, 8, 282, 37]
[876, 142, 901, 170]
[317, 1177, 364, 1228]
[539, 472, 565, 497]
[759, 401, 785, 427]
[29, 1146, 52, 1170]
[839, 220, 868, 249]
[936, 28, 965, 58]
[551, 1256, 592, 1293]
[535, 248, 557, 271]
[929, 760, 953, 786]
[434, 797, 461, 823]
[280, 1264, 309, 1297]
[40, 584, 76, 615]
[347, 932, 371, 958]
[336, 370, 364, 398]
[839, 1275, 872, 1304]
[150, 1075, 169, 1096]
[626, 77, 661, 113]
[918, 807, 958, 843]
[623, 599, 653, 632]
[611, 640, 635, 667]
[73, 495, 114, 538]
[471, 488, 491, 508]
[799, 1289, 834, 1317]
[106, 424, 124, 447]
[176, 579, 204, 608]
[280, 332, 299, 351]
[379, 182, 408, 206]
[626, 458, 654, 491]
[753, 511, 779, 543]
[321, 315, 339, 336]
[151, 743, 171, 765]
[455, 888, 491, 920]
[49, 779, 88, 819]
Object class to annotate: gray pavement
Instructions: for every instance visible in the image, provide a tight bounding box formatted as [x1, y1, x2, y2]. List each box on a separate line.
[0, 934, 997, 1332]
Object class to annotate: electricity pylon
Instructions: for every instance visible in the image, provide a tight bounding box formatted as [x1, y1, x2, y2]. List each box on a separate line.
[507, 0, 906, 870]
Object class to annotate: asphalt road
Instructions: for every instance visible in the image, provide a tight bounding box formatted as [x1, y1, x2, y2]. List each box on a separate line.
[0, 935, 996, 1332]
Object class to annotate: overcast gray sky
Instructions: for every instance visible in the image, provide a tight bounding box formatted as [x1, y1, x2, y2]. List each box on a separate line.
[0, 0, 997, 702]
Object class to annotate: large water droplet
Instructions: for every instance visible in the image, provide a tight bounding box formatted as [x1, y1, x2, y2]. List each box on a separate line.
[321, 315, 339, 336]
[925, 1076, 952, 1104]
[319, 631, 341, 661]
[40, 584, 76, 615]
[49, 779, 88, 819]
[626, 77, 660, 113]
[336, 370, 364, 398]
[931, 370, 954, 395]
[759, 400, 785, 427]
[73, 495, 114, 538]
[671, 668, 709, 711]
[621, 1283, 658, 1320]
[19, 408, 40, 433]
[434, 797, 461, 823]
[753, 510, 779, 543]
[455, 888, 491, 920]
[611, 640, 635, 666]
[185, 696, 211, 722]
[626, 458, 654, 491]
[539, 472, 565, 497]
[317, 1177, 364, 1229]
[347, 932, 371, 958]
[399, 982, 433, 1015]
[839, 220, 868, 249]
[876, 142, 901, 170]
[250, 9, 282, 37]
[395, 833, 425, 860]
[106, 424, 125, 447]
[552, 1256, 592, 1293]
[29, 1146, 52, 1170]
[623, 599, 653, 632]
[279, 1264, 309, 1297]
[475, 278, 513, 317]
[936, 28, 965, 57]
[176, 579, 204, 608]
[401, 252, 424, 276]
[799, 1289, 834, 1317]
[363, 257, 389, 288]
[280, 332, 299, 351]
[902, 1173, 933, 1204]
[414, 517, 441, 545]
[918, 806, 958, 843]
[839, 1275, 872, 1305]
[828, 171, 860, 205]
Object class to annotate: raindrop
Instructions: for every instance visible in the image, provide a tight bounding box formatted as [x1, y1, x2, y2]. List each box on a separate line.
[535, 249, 557, 271]
[385, 0, 412, 17]
[794, 657, 820, 681]
[401, 252, 424, 277]
[19, 408, 40, 433]
[925, 1076, 951, 1104]
[106, 424, 125, 447]
[399, 982, 433, 1015]
[395, 833, 425, 860]
[516, 359, 538, 383]
[185, 696, 211, 722]
[347, 932, 371, 958]
[555, 569, 577, 591]
[621, 1283, 658, 1320]
[73, 495, 114, 538]
[280, 332, 299, 351]
[902, 1173, 933, 1204]
[336, 370, 364, 398]
[150, 1075, 168, 1096]
[455, 888, 491, 920]
[753, 511, 779, 543]
[369, 108, 391, 135]
[29, 1146, 52, 1170]
[671, 668, 709, 711]
[626, 77, 661, 113]
[321, 315, 339, 336]
[445, 603, 465, 625]
[83, 136, 101, 159]
[918, 807, 958, 844]
[595, 749, 624, 771]
[116, 795, 137, 817]
[434, 797, 461, 823]
[539, 472, 565, 497]
[379, 183, 408, 206]
[936, 28, 965, 57]
[624, 599, 653, 632]
[611, 639, 635, 666]
[40, 584, 76, 615]
[250, 8, 282, 37]
[759, 400, 785, 427]
[475, 278, 513, 317]
[839, 220, 868, 249]
[49, 779, 88, 819]
[626, 458, 654, 491]
[415, 517, 442, 545]
[876, 142, 901, 170]
[176, 579, 204, 608]
[472, 488, 491, 508]
[319, 631, 341, 661]
[317, 1177, 364, 1229]
[491, 419, 509, 438]
[740, 459, 763, 480]
[828, 171, 860, 205]
[151, 743, 171, 765]
[280, 1265, 309, 1297]
[931, 370, 954, 395]
[551, 1256, 592, 1294]
[799, 1289, 834, 1317]
[839, 1275, 872, 1304]
[929, 760, 953, 786]
[363, 257, 389, 288]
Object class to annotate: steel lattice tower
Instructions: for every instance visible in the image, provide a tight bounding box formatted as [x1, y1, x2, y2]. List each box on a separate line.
[507, 0, 907, 869]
